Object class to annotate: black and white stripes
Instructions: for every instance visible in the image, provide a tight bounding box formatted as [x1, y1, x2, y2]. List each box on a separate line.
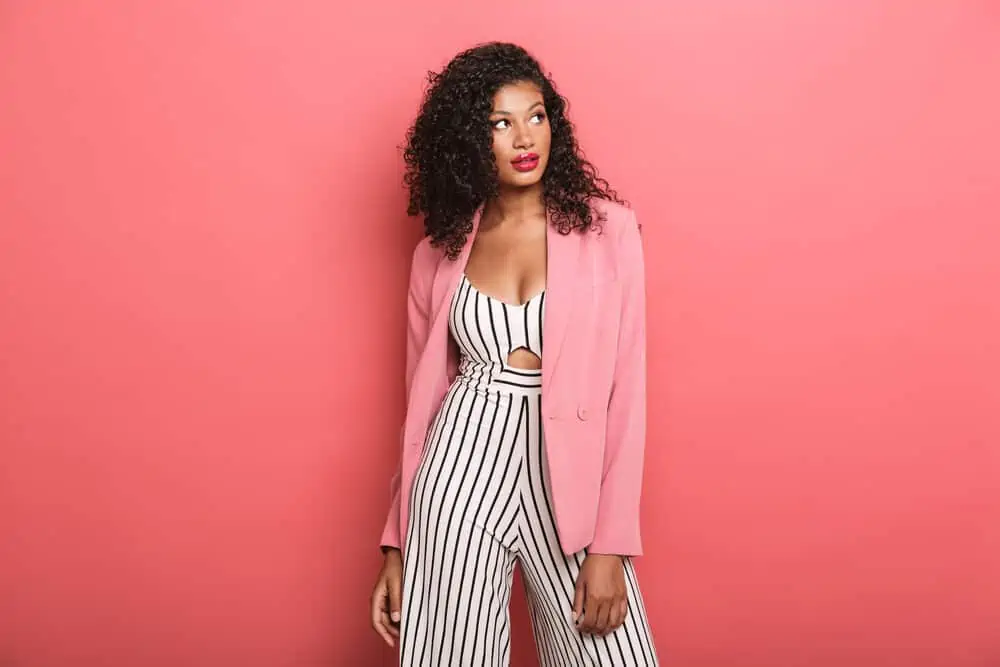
[447, 273, 546, 394]
[398, 273, 658, 666]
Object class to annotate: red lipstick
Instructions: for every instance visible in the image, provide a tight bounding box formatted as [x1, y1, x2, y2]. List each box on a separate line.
[511, 152, 540, 172]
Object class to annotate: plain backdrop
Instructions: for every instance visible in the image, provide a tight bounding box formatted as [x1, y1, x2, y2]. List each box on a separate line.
[1, 1, 998, 666]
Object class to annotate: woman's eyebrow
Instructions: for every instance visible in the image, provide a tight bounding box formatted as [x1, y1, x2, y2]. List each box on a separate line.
[490, 102, 545, 116]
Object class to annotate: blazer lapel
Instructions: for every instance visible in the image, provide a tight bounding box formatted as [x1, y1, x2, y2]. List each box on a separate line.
[405, 210, 478, 431]
[541, 219, 582, 384]
[428, 208, 480, 327]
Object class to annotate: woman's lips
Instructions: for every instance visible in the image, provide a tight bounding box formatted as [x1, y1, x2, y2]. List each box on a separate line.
[511, 153, 540, 172]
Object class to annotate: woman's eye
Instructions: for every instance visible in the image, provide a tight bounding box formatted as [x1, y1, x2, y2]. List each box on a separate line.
[530, 113, 546, 124]
[492, 119, 509, 130]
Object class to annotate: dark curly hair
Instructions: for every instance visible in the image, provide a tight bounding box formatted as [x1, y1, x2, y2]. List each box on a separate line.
[402, 42, 626, 259]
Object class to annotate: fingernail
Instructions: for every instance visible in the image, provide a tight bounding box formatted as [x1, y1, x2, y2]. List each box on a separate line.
[391, 611, 400, 622]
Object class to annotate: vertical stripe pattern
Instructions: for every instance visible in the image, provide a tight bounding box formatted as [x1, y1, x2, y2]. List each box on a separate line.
[399, 273, 658, 666]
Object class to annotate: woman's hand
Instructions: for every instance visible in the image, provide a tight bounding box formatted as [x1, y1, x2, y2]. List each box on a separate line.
[572, 553, 628, 636]
[370, 548, 403, 647]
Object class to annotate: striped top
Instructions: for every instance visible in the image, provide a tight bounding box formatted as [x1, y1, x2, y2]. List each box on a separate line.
[448, 273, 546, 391]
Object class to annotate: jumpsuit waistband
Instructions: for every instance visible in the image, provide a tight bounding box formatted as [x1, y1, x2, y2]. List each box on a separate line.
[456, 362, 542, 397]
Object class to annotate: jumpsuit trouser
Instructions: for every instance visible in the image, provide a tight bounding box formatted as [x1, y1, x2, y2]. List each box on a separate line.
[399, 366, 660, 667]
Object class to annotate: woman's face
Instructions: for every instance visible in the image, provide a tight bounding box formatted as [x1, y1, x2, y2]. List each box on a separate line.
[489, 81, 551, 191]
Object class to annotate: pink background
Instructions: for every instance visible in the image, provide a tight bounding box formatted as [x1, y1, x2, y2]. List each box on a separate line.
[1, 1, 998, 666]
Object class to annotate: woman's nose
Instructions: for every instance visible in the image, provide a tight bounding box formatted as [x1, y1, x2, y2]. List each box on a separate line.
[513, 125, 534, 149]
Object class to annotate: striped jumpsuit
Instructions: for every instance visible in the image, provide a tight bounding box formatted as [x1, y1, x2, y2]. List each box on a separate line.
[399, 273, 659, 666]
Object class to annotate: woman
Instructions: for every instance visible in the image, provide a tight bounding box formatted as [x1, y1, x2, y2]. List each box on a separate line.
[370, 42, 658, 666]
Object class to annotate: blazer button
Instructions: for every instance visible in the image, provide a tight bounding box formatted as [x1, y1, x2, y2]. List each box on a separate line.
[577, 407, 589, 421]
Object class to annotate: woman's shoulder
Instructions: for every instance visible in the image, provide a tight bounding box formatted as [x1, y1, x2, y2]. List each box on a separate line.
[589, 199, 639, 244]
[411, 234, 443, 267]
[591, 198, 632, 220]
[403, 236, 444, 292]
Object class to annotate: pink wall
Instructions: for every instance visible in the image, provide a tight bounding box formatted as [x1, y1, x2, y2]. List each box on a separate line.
[1, 1, 997, 666]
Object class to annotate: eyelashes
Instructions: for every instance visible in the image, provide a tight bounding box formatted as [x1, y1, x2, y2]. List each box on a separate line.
[491, 112, 547, 130]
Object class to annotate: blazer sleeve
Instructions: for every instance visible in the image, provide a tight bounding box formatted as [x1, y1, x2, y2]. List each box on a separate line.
[589, 209, 648, 557]
[379, 239, 434, 553]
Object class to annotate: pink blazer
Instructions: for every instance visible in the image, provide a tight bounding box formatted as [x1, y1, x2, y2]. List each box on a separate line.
[380, 199, 647, 557]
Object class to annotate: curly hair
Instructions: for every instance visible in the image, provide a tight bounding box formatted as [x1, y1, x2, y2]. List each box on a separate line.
[402, 42, 626, 259]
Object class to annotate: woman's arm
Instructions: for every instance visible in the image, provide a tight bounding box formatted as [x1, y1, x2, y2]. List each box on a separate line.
[379, 239, 434, 552]
[589, 209, 647, 557]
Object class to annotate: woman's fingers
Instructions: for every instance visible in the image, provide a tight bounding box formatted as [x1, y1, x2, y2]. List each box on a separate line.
[595, 597, 612, 634]
[572, 579, 585, 626]
[370, 578, 395, 647]
[387, 570, 402, 637]
[605, 596, 627, 635]
[579, 592, 603, 634]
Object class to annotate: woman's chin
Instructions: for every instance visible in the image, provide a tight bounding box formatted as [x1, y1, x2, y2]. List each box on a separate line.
[499, 174, 545, 191]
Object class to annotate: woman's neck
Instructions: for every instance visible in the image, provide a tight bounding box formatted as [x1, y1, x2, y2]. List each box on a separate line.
[483, 185, 546, 228]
